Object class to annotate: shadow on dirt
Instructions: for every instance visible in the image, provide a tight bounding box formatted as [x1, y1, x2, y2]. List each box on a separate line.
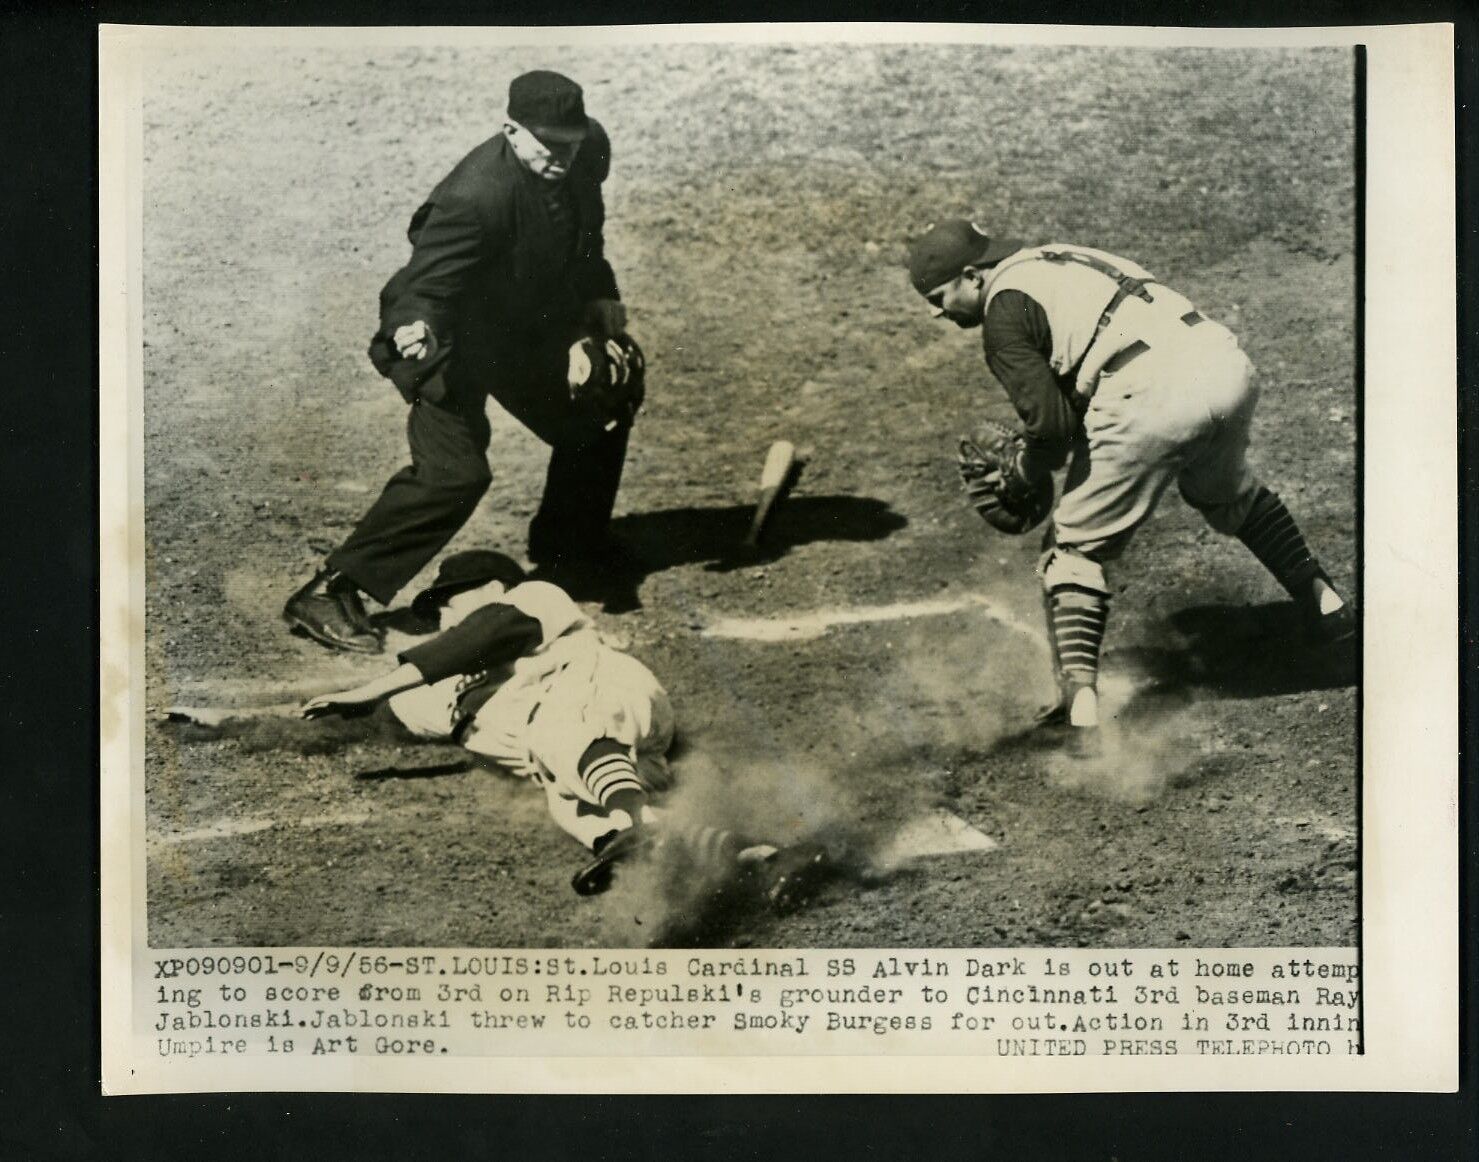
[1115, 601, 1358, 703]
[612, 495, 907, 575]
[353, 759, 472, 781]
[365, 496, 907, 619]
[515, 495, 909, 614]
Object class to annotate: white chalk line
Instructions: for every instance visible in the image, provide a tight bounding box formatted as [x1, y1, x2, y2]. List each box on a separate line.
[702, 593, 1045, 644]
[150, 809, 374, 847]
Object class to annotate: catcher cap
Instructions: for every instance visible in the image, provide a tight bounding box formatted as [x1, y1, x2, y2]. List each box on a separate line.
[507, 70, 589, 144]
[908, 219, 1024, 294]
[411, 550, 527, 618]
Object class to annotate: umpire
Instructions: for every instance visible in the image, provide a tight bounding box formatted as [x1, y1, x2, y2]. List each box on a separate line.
[286, 70, 640, 653]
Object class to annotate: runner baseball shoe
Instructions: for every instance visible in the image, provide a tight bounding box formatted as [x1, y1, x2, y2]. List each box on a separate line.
[570, 825, 656, 896]
[750, 842, 831, 914]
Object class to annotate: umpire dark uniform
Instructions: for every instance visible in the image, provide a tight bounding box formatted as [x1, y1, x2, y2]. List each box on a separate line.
[286, 71, 636, 653]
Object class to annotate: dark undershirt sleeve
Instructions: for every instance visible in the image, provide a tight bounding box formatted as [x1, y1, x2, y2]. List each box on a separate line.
[982, 290, 1079, 476]
[399, 604, 545, 684]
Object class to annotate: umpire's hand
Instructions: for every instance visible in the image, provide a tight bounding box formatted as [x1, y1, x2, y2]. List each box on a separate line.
[393, 320, 430, 360]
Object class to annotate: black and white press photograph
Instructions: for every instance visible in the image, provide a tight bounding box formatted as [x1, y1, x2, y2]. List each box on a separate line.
[139, 33, 1360, 951]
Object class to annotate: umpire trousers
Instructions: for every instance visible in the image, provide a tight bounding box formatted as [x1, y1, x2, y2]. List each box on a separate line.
[328, 352, 630, 606]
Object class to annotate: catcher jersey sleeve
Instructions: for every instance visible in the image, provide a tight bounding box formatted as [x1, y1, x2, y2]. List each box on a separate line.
[983, 290, 1078, 475]
[398, 603, 544, 685]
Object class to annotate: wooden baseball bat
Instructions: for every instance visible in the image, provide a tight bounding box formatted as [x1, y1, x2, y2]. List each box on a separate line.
[745, 440, 801, 547]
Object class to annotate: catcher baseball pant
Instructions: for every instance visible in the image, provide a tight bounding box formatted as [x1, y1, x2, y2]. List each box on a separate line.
[1049, 322, 1261, 568]
[328, 357, 630, 605]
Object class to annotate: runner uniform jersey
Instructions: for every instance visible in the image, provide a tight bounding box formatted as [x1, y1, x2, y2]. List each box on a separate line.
[980, 245, 1263, 574]
[387, 580, 674, 846]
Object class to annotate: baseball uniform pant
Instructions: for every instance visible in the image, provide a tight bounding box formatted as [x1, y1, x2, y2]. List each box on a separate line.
[1048, 323, 1261, 581]
[449, 651, 674, 850]
[328, 349, 631, 605]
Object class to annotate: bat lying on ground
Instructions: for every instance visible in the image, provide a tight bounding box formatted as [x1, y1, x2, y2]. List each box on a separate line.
[745, 439, 806, 548]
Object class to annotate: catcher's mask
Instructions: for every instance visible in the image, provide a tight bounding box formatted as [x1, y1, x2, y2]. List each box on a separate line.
[411, 550, 527, 618]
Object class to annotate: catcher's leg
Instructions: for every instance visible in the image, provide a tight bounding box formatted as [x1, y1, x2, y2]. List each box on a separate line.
[1037, 547, 1113, 734]
[1176, 360, 1353, 644]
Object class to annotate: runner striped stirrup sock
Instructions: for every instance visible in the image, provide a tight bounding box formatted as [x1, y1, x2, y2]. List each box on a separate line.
[579, 740, 646, 806]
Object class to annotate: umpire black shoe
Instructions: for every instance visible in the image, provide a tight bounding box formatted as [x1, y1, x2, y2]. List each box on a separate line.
[282, 568, 382, 654]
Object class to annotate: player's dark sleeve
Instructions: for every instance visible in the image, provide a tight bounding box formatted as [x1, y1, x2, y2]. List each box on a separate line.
[982, 290, 1078, 478]
[398, 604, 544, 684]
[571, 118, 621, 306]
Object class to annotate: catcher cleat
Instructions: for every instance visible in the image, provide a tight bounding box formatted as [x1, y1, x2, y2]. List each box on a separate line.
[283, 569, 382, 654]
[753, 842, 831, 914]
[1302, 578, 1356, 645]
[1067, 684, 1099, 728]
[1033, 680, 1098, 731]
[570, 825, 655, 896]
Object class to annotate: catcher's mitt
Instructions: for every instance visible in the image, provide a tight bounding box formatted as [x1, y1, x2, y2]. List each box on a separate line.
[956, 422, 1054, 534]
[568, 334, 646, 430]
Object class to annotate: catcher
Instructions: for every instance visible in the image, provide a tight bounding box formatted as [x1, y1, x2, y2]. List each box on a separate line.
[907, 220, 1355, 746]
[299, 550, 829, 910]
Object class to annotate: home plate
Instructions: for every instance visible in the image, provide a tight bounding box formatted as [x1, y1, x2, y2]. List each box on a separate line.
[878, 809, 1000, 864]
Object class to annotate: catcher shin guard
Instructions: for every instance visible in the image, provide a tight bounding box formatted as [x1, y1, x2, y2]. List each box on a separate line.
[1046, 586, 1109, 727]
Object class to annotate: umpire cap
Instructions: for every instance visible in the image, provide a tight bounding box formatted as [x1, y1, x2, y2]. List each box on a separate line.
[507, 70, 589, 144]
[411, 550, 527, 618]
[908, 220, 1024, 294]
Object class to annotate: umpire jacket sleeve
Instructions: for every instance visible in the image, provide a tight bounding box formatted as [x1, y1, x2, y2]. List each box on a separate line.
[983, 290, 1077, 479]
[381, 190, 487, 345]
[398, 603, 544, 685]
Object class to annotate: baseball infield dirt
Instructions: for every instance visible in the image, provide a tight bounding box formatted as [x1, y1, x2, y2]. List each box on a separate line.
[140, 42, 1357, 949]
